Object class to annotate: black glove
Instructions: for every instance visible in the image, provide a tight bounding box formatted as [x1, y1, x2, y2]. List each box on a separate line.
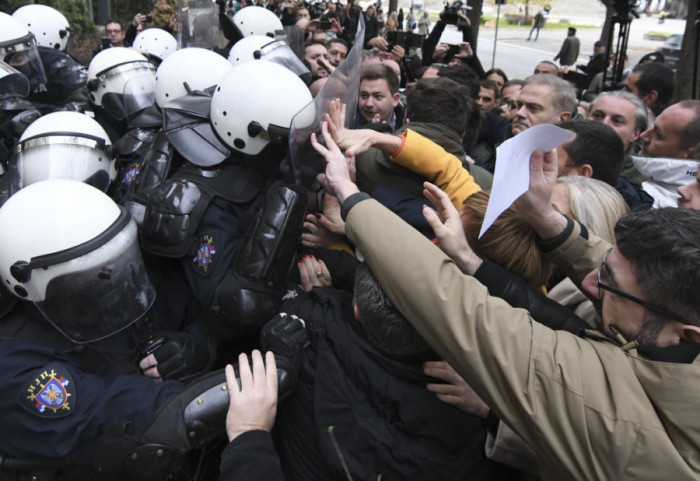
[153, 330, 211, 381]
[259, 313, 310, 400]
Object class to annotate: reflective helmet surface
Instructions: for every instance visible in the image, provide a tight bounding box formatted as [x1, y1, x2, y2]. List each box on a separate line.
[210, 61, 313, 156]
[154, 47, 231, 108]
[0, 12, 47, 90]
[12, 5, 71, 51]
[87, 47, 154, 107]
[133, 28, 177, 62]
[232, 6, 283, 38]
[11, 112, 114, 192]
[0, 179, 155, 343]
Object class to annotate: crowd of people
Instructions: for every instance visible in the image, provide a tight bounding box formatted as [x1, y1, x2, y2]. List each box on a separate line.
[0, 1, 699, 480]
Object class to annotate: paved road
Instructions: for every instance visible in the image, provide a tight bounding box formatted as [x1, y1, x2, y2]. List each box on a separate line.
[471, 16, 686, 80]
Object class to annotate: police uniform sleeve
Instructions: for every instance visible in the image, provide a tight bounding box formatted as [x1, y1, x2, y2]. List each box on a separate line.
[0, 338, 180, 462]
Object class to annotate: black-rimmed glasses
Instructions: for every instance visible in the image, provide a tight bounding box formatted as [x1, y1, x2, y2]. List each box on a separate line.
[597, 248, 688, 324]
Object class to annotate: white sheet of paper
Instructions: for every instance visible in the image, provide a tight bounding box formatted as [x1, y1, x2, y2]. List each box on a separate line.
[438, 25, 463, 45]
[478, 124, 576, 239]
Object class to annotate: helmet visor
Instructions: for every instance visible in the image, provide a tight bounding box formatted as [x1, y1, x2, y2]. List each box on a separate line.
[257, 40, 311, 82]
[0, 61, 30, 99]
[0, 34, 47, 90]
[10, 134, 113, 192]
[123, 74, 157, 123]
[36, 220, 155, 343]
[96, 61, 155, 120]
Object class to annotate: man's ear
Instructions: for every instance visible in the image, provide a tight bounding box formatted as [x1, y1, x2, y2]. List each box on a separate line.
[392, 92, 400, 107]
[575, 164, 594, 178]
[680, 145, 696, 159]
[681, 324, 700, 344]
[630, 129, 641, 145]
[352, 298, 360, 321]
[642, 90, 658, 108]
[558, 110, 572, 122]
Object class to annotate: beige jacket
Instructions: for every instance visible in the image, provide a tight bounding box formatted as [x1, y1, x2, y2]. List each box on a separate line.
[346, 198, 700, 481]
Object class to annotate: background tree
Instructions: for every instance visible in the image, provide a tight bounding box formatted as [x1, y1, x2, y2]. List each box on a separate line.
[467, 0, 484, 52]
[672, 0, 697, 101]
[151, 0, 176, 29]
[0, 0, 93, 35]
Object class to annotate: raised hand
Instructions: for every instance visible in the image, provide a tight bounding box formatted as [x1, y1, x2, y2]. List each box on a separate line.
[422, 182, 482, 275]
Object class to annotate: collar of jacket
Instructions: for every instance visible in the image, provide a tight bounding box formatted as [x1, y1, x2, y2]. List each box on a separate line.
[395, 122, 465, 162]
[584, 328, 700, 363]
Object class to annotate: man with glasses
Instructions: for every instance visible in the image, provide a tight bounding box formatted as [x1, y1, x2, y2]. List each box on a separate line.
[104, 19, 127, 48]
[314, 122, 700, 479]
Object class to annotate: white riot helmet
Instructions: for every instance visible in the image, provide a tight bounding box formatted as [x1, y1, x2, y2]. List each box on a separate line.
[232, 6, 284, 38]
[12, 4, 71, 51]
[132, 28, 177, 64]
[210, 61, 313, 156]
[87, 47, 154, 108]
[0, 12, 47, 91]
[154, 47, 231, 108]
[227, 35, 310, 83]
[9, 112, 115, 193]
[0, 179, 155, 343]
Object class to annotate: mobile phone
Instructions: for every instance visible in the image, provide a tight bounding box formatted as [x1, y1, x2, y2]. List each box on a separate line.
[317, 20, 332, 30]
[145, 14, 153, 22]
[447, 43, 460, 57]
[101, 37, 111, 49]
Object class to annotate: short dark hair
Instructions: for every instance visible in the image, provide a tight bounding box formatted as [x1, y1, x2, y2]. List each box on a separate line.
[327, 37, 349, 50]
[105, 18, 124, 30]
[502, 78, 525, 90]
[632, 62, 675, 115]
[436, 62, 480, 99]
[677, 100, 700, 151]
[361, 63, 399, 94]
[568, 27, 577, 34]
[616, 208, 700, 328]
[354, 262, 430, 357]
[406, 77, 480, 140]
[558, 119, 624, 186]
[480, 78, 500, 98]
[305, 39, 328, 50]
[485, 68, 508, 84]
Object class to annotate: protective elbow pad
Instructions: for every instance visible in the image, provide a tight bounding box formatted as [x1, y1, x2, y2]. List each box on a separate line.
[118, 131, 181, 225]
[91, 370, 227, 480]
[92, 359, 297, 479]
[140, 178, 211, 257]
[237, 181, 307, 289]
[208, 182, 306, 338]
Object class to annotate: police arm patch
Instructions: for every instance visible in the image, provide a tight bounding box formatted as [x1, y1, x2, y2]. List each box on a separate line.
[19, 363, 75, 418]
[192, 234, 217, 275]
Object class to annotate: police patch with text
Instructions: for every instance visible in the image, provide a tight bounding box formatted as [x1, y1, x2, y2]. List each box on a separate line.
[19, 363, 75, 418]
